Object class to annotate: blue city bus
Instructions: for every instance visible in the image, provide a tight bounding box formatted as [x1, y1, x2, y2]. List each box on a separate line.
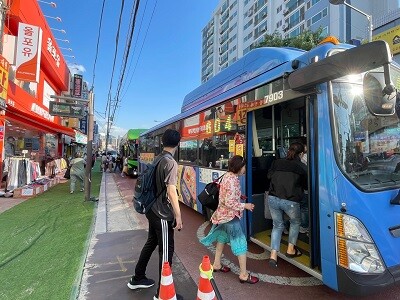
[138, 38, 400, 295]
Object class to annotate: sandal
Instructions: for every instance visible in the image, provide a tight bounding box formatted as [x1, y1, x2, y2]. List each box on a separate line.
[213, 265, 231, 273]
[285, 246, 302, 258]
[268, 258, 277, 268]
[239, 273, 259, 284]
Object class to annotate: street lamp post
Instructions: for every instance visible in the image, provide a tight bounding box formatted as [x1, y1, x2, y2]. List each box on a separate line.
[44, 15, 62, 22]
[50, 28, 66, 34]
[59, 47, 72, 51]
[329, 0, 372, 42]
[55, 38, 69, 43]
[38, 1, 57, 8]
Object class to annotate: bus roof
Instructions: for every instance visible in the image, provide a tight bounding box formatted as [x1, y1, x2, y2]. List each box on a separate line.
[141, 42, 354, 137]
[181, 46, 305, 113]
[125, 129, 147, 140]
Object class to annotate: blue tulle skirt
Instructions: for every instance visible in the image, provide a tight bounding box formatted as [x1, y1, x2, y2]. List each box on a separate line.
[200, 217, 247, 256]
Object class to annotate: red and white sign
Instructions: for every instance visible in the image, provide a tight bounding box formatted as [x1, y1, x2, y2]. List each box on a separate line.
[15, 23, 42, 82]
[0, 54, 9, 102]
[46, 38, 60, 68]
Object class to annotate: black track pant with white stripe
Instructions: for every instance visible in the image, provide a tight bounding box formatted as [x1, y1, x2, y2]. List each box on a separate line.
[134, 209, 174, 295]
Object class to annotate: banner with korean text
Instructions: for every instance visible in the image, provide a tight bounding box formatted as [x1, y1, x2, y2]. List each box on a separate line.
[15, 23, 42, 82]
[0, 55, 9, 108]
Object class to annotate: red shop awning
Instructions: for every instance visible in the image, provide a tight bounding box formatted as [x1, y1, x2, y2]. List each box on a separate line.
[6, 105, 75, 137]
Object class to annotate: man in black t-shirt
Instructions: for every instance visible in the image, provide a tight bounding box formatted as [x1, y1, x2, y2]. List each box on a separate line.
[128, 129, 183, 300]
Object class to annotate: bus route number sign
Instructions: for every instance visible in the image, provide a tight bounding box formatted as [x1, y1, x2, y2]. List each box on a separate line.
[264, 91, 283, 104]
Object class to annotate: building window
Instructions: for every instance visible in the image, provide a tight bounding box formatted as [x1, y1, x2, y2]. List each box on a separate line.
[244, 32, 253, 42]
[244, 19, 253, 31]
[311, 7, 327, 25]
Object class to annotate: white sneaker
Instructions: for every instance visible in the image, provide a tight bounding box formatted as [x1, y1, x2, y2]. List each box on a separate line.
[299, 226, 309, 234]
[70, 191, 73, 194]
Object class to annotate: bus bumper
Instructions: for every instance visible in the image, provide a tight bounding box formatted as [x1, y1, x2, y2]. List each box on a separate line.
[337, 265, 400, 296]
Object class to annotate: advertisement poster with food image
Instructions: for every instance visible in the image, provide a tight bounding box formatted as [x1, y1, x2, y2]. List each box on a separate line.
[199, 168, 225, 184]
[140, 152, 155, 164]
[234, 132, 245, 156]
[177, 165, 198, 211]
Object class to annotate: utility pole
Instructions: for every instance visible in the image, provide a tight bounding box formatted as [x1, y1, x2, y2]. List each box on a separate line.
[105, 98, 112, 152]
[84, 90, 95, 201]
[0, 0, 6, 53]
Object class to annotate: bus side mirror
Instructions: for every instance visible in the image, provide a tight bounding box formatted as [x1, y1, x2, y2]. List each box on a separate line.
[390, 191, 400, 205]
[288, 41, 393, 91]
[363, 71, 397, 116]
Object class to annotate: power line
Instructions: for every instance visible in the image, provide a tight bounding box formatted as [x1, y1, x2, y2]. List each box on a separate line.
[110, 0, 141, 124]
[105, 0, 125, 117]
[105, 0, 126, 151]
[114, 0, 138, 104]
[91, 0, 106, 92]
[121, 0, 158, 101]
[119, 0, 149, 96]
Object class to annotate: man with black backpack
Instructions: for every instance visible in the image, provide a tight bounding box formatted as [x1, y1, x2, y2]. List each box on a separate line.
[127, 129, 183, 300]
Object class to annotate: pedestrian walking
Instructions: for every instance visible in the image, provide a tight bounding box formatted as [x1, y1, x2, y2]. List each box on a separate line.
[267, 142, 307, 268]
[127, 129, 184, 300]
[121, 157, 128, 177]
[114, 154, 122, 172]
[69, 153, 85, 194]
[200, 155, 259, 284]
[101, 153, 107, 172]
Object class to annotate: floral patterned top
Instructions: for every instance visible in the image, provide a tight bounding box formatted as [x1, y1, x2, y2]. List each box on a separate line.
[211, 172, 245, 224]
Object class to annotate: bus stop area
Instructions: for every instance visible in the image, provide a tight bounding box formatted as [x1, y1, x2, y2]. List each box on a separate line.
[2, 171, 400, 299]
[75, 172, 400, 300]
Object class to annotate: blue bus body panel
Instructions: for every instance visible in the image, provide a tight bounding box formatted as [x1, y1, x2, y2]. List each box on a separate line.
[317, 84, 339, 290]
[317, 84, 400, 290]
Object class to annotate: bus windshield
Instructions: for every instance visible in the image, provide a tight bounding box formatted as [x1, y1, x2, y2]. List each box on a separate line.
[128, 140, 138, 159]
[331, 66, 400, 190]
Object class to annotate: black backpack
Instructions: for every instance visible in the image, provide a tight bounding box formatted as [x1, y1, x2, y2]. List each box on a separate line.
[133, 153, 171, 214]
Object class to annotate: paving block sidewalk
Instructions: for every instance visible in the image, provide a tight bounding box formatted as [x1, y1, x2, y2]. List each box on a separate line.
[77, 172, 198, 300]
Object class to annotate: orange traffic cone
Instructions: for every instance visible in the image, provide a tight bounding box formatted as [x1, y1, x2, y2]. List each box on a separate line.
[159, 262, 177, 300]
[197, 256, 216, 300]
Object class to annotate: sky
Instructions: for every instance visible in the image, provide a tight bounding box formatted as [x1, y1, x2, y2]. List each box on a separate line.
[40, 0, 220, 137]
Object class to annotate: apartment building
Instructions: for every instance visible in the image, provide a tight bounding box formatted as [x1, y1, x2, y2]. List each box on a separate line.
[201, 0, 399, 83]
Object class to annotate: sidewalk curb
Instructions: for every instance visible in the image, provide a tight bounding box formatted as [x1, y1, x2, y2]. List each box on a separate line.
[69, 172, 104, 300]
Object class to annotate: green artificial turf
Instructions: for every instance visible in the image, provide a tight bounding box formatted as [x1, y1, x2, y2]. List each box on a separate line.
[0, 165, 101, 300]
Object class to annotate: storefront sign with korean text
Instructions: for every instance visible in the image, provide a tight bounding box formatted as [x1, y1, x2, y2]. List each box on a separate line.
[15, 23, 42, 82]
[46, 38, 60, 68]
[73, 74, 83, 98]
[49, 101, 85, 118]
[0, 55, 9, 104]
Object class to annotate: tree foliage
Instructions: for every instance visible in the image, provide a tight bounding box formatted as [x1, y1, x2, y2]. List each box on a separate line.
[254, 28, 327, 51]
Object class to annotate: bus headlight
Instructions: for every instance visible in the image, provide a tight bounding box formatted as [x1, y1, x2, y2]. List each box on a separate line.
[335, 213, 385, 274]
